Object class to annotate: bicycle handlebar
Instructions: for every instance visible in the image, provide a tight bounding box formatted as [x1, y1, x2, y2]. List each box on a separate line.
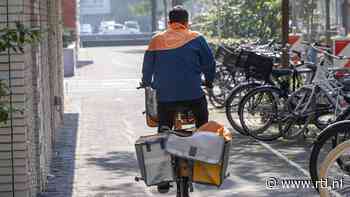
[136, 81, 212, 90]
[302, 42, 350, 60]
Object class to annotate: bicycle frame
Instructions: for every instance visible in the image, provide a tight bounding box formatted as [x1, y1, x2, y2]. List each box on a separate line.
[293, 50, 346, 120]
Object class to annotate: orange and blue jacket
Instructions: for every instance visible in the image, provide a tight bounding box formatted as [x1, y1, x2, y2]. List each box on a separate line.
[142, 23, 216, 102]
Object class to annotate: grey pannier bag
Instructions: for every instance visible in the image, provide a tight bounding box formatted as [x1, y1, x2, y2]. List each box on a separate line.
[145, 87, 158, 118]
[135, 133, 174, 186]
[144, 87, 159, 127]
[165, 131, 225, 164]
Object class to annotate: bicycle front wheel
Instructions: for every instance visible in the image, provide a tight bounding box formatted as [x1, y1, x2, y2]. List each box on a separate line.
[238, 86, 284, 141]
[318, 139, 350, 196]
[309, 120, 350, 191]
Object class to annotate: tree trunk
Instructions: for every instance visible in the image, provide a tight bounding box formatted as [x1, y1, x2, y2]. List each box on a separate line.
[163, 0, 168, 28]
[151, 0, 157, 32]
[172, 0, 183, 7]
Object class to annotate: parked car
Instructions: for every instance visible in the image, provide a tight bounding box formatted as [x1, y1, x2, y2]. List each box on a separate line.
[80, 24, 93, 35]
[124, 21, 141, 33]
[158, 20, 166, 31]
[99, 21, 116, 34]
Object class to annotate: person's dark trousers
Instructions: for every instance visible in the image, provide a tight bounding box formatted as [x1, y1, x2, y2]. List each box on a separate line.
[157, 96, 209, 132]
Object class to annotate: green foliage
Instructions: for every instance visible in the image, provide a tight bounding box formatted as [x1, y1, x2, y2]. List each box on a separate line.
[194, 0, 282, 40]
[0, 22, 41, 123]
[129, 0, 152, 16]
[0, 22, 41, 53]
[63, 28, 76, 48]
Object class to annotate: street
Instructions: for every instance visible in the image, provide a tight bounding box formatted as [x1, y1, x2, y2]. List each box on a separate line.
[43, 46, 320, 197]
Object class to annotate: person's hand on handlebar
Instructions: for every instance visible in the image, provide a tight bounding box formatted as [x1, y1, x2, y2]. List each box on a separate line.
[137, 81, 149, 89]
[203, 80, 214, 89]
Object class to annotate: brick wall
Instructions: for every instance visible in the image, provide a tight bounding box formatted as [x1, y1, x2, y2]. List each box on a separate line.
[0, 0, 64, 196]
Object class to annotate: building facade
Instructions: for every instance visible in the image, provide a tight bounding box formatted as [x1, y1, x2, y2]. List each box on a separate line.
[0, 0, 64, 196]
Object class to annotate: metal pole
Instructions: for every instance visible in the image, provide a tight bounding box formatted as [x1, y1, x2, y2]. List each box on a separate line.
[282, 0, 289, 67]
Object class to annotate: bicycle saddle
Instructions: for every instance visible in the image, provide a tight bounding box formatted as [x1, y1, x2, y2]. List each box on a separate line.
[174, 106, 191, 113]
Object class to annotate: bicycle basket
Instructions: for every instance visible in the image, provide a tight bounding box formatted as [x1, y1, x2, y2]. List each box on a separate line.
[237, 50, 273, 81]
[215, 45, 238, 68]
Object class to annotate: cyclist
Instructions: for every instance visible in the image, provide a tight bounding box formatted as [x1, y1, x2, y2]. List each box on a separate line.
[141, 5, 216, 195]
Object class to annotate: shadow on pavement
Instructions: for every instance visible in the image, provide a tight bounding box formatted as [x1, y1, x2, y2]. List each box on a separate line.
[86, 151, 138, 176]
[86, 151, 155, 196]
[40, 113, 80, 197]
[77, 60, 94, 68]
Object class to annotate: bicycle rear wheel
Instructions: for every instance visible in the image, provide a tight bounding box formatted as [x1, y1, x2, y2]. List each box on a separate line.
[225, 82, 262, 135]
[175, 158, 190, 197]
[176, 178, 190, 197]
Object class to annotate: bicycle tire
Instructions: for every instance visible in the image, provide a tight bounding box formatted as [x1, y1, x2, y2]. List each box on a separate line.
[225, 82, 262, 135]
[176, 178, 189, 197]
[309, 120, 350, 191]
[238, 86, 283, 141]
[208, 66, 235, 108]
[318, 139, 350, 197]
[331, 108, 350, 173]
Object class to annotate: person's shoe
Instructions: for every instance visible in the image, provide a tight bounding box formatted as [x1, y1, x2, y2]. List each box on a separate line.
[157, 182, 170, 193]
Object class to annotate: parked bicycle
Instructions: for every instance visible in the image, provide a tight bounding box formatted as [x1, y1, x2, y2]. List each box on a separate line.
[238, 43, 350, 141]
[310, 120, 350, 196]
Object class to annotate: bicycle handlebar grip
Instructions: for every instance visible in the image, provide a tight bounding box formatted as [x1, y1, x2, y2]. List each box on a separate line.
[136, 81, 147, 89]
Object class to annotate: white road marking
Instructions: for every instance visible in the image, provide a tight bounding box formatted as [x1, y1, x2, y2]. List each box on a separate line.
[64, 79, 140, 94]
[258, 140, 310, 177]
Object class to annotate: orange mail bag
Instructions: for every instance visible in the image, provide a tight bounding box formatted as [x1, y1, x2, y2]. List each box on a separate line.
[192, 121, 232, 187]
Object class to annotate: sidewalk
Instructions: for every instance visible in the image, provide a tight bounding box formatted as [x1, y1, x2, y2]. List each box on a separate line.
[42, 46, 319, 197]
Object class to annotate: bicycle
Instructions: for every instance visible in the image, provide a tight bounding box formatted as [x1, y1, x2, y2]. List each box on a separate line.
[238, 43, 350, 141]
[318, 137, 350, 197]
[235, 61, 314, 140]
[210, 42, 282, 109]
[281, 44, 350, 138]
[309, 120, 350, 196]
[136, 84, 212, 197]
[224, 47, 305, 135]
[309, 114, 350, 192]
